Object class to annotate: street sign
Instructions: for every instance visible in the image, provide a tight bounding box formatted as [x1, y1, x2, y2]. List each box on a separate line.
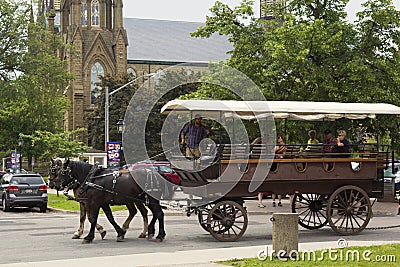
[10, 151, 21, 170]
[106, 142, 121, 168]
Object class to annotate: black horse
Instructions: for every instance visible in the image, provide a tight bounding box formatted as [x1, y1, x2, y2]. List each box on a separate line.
[52, 159, 166, 243]
[49, 159, 148, 239]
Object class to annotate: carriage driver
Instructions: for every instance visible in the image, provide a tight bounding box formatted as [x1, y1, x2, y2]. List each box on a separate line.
[181, 114, 210, 159]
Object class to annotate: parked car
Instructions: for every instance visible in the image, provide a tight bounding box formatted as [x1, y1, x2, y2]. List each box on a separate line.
[0, 173, 48, 212]
[127, 161, 181, 185]
[384, 168, 400, 191]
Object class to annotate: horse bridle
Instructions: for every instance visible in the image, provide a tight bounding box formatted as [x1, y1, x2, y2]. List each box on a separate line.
[59, 166, 81, 190]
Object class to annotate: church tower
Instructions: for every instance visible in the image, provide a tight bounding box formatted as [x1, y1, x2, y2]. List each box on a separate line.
[59, 0, 128, 141]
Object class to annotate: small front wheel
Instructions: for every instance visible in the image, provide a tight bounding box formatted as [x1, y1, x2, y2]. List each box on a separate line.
[206, 200, 248, 242]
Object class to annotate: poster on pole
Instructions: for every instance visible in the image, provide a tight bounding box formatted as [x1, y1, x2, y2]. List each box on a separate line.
[106, 142, 121, 168]
[10, 152, 21, 171]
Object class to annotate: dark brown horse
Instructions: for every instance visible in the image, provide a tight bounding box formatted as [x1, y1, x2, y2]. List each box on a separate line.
[49, 159, 148, 240]
[52, 159, 166, 243]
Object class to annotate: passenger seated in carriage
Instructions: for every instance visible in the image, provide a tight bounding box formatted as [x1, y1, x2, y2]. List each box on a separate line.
[323, 129, 337, 153]
[305, 130, 319, 151]
[332, 130, 351, 158]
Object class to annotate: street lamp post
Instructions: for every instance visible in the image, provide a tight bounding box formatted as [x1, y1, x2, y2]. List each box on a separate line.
[104, 73, 155, 151]
[18, 136, 23, 171]
[117, 119, 124, 167]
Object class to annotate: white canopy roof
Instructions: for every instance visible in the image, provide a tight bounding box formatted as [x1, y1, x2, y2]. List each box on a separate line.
[160, 100, 400, 121]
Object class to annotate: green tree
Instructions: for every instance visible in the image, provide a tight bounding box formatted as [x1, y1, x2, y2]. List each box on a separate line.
[86, 74, 137, 151]
[190, 0, 400, 147]
[21, 129, 90, 159]
[88, 69, 202, 160]
[0, 1, 75, 166]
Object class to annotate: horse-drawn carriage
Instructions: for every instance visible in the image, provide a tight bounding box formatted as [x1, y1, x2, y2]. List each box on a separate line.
[50, 100, 400, 243]
[159, 100, 400, 241]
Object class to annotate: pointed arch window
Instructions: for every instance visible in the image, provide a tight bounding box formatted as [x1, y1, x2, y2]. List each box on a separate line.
[81, 0, 88, 26]
[91, 62, 104, 104]
[91, 0, 100, 26]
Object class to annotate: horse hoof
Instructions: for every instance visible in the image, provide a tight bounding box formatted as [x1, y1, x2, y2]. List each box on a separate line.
[82, 239, 92, 244]
[138, 233, 147, 238]
[100, 231, 107, 239]
[116, 236, 125, 242]
[147, 234, 154, 240]
[72, 235, 81, 239]
[155, 238, 163, 242]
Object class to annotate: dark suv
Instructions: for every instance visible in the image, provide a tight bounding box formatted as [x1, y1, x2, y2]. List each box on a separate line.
[0, 173, 48, 212]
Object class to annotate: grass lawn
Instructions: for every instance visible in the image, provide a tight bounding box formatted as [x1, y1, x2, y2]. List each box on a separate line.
[48, 193, 128, 213]
[219, 244, 400, 267]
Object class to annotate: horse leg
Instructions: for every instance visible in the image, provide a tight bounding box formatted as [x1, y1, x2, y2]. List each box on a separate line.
[123, 203, 148, 238]
[151, 201, 166, 242]
[122, 203, 136, 232]
[85, 201, 106, 239]
[72, 202, 86, 239]
[147, 205, 157, 240]
[102, 205, 126, 242]
[82, 203, 101, 244]
[135, 201, 148, 238]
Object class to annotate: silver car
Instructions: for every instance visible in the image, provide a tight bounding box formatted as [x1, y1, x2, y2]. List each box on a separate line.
[0, 173, 48, 212]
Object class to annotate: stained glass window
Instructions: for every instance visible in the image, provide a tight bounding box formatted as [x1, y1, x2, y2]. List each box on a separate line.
[91, 0, 99, 26]
[81, 0, 87, 25]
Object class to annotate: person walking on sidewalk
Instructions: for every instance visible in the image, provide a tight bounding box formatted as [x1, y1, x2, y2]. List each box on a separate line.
[398, 192, 400, 215]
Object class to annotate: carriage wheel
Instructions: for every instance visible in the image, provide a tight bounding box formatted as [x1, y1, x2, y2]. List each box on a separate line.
[292, 194, 329, 230]
[206, 200, 248, 242]
[197, 204, 214, 232]
[327, 185, 372, 235]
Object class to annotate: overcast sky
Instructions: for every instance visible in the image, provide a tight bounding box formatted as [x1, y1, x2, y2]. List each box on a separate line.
[123, 0, 400, 22]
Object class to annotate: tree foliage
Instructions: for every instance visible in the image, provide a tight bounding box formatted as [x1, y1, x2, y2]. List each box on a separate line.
[86, 74, 136, 151]
[0, 0, 76, 166]
[88, 69, 202, 160]
[190, 0, 400, 148]
[21, 129, 90, 159]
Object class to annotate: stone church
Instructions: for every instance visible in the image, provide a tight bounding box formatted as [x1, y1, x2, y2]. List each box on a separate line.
[41, 0, 231, 146]
[41, 0, 282, 147]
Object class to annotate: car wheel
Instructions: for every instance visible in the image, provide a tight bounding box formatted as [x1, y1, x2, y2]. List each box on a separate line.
[2, 197, 10, 212]
[40, 205, 47, 213]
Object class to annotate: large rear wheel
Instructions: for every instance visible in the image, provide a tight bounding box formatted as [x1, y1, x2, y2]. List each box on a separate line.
[327, 185, 372, 235]
[292, 194, 329, 230]
[206, 200, 248, 242]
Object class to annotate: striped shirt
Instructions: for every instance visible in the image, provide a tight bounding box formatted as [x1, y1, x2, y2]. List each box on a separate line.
[182, 123, 207, 148]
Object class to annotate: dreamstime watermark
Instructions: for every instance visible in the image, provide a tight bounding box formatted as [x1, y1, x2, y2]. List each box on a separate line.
[257, 238, 397, 263]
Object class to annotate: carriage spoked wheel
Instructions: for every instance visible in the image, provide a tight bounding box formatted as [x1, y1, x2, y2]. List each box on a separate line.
[206, 200, 248, 242]
[292, 194, 329, 230]
[197, 203, 214, 232]
[327, 185, 372, 235]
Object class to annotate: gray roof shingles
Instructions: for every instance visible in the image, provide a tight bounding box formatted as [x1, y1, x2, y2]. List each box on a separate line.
[124, 18, 232, 63]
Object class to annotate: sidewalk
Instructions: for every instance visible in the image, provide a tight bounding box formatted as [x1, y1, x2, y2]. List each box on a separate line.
[1, 240, 399, 267]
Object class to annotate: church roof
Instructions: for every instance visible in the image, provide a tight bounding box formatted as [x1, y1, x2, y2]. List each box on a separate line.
[124, 18, 232, 64]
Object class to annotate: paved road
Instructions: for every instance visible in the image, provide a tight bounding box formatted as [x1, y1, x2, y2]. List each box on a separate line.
[0, 198, 399, 266]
